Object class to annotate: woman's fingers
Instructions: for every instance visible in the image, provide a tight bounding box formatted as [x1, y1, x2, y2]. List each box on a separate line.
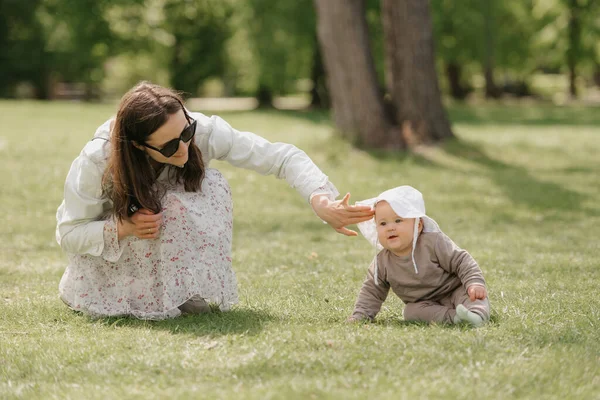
[138, 221, 161, 230]
[131, 213, 162, 232]
[330, 212, 374, 225]
[339, 193, 373, 212]
[332, 206, 374, 219]
[335, 226, 358, 236]
[129, 209, 162, 240]
[342, 209, 375, 218]
[132, 210, 161, 221]
[133, 224, 161, 236]
[136, 213, 162, 223]
[340, 193, 351, 207]
[343, 203, 373, 212]
[340, 195, 374, 212]
[135, 226, 160, 239]
[327, 215, 372, 229]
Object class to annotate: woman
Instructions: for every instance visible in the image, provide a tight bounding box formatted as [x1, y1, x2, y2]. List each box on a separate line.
[56, 81, 373, 319]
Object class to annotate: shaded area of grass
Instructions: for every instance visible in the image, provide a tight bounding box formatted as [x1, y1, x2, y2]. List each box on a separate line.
[441, 138, 591, 213]
[96, 307, 276, 337]
[448, 103, 600, 126]
[215, 102, 600, 127]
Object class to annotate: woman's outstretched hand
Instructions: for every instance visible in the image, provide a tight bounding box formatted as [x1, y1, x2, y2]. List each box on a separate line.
[311, 193, 374, 236]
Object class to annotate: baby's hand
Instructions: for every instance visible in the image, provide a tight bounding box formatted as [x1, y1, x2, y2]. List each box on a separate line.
[468, 285, 487, 301]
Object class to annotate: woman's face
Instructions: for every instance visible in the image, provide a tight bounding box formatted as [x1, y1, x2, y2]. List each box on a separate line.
[140, 109, 192, 167]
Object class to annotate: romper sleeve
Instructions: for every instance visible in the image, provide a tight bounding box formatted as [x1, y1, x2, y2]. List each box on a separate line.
[435, 232, 486, 290]
[194, 114, 339, 202]
[350, 259, 390, 321]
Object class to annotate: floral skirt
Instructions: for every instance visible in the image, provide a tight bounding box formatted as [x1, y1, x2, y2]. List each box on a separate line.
[59, 169, 238, 320]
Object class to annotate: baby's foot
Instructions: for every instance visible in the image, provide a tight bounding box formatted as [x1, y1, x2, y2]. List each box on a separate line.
[455, 304, 485, 328]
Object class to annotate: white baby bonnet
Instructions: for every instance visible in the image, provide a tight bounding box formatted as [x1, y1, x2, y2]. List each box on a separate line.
[357, 186, 441, 284]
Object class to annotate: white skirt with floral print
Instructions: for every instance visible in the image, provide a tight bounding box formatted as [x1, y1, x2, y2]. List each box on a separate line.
[59, 169, 238, 320]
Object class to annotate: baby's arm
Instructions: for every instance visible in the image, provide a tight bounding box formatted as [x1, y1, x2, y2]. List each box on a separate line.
[349, 261, 390, 322]
[435, 233, 487, 299]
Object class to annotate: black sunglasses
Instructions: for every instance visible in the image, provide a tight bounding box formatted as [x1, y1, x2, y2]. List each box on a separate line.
[141, 117, 197, 158]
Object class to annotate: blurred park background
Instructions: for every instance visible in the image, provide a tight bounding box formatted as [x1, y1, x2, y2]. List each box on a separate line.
[2, 0, 600, 107]
[1, 1, 599, 399]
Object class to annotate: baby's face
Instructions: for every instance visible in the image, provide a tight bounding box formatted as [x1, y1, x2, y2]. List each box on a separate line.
[375, 201, 417, 257]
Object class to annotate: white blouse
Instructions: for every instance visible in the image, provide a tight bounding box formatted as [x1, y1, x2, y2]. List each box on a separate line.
[56, 111, 339, 257]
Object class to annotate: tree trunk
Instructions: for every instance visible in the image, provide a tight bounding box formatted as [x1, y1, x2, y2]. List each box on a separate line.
[170, 36, 186, 95]
[445, 62, 468, 100]
[381, 0, 453, 145]
[309, 38, 328, 109]
[482, 0, 500, 99]
[484, 66, 500, 98]
[567, 0, 580, 98]
[32, 73, 50, 100]
[314, 0, 393, 148]
[256, 82, 274, 108]
[594, 62, 600, 88]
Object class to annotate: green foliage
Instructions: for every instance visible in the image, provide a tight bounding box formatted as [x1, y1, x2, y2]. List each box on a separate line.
[39, 0, 114, 86]
[431, 0, 539, 83]
[244, 0, 316, 98]
[431, 0, 600, 92]
[0, 0, 47, 97]
[1, 0, 599, 99]
[1, 101, 599, 398]
[163, 0, 233, 96]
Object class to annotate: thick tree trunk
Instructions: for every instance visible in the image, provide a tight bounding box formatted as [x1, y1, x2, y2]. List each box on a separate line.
[381, 0, 453, 145]
[314, 0, 393, 148]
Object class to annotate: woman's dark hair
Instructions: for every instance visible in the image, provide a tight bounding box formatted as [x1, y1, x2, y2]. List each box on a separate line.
[102, 81, 205, 221]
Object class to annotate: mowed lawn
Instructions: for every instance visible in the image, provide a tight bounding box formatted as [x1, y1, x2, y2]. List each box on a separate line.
[0, 100, 598, 399]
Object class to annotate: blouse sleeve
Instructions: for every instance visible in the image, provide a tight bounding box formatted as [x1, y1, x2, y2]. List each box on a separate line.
[195, 114, 339, 202]
[55, 146, 109, 257]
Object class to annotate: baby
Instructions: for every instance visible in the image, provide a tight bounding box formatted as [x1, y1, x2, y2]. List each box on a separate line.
[348, 186, 490, 327]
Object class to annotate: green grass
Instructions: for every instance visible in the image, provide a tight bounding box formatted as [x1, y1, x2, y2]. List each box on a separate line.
[1, 100, 599, 399]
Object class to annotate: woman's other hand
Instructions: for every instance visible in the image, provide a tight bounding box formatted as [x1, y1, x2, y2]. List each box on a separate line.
[311, 193, 374, 236]
[117, 209, 162, 240]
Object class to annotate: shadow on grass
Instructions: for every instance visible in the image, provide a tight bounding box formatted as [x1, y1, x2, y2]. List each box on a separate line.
[441, 138, 590, 213]
[365, 148, 444, 169]
[94, 307, 275, 337]
[375, 311, 500, 328]
[215, 108, 332, 126]
[448, 103, 600, 126]
[219, 104, 600, 127]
